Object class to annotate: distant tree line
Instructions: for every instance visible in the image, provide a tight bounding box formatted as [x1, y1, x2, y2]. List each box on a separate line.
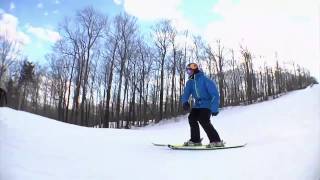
[0, 7, 318, 128]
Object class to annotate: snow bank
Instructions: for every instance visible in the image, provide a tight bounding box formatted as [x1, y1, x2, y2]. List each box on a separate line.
[1, 85, 319, 180]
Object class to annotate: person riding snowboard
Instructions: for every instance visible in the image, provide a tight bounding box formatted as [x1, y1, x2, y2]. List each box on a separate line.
[181, 63, 224, 148]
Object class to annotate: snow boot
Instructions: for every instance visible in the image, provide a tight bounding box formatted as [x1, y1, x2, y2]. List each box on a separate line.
[183, 139, 202, 146]
[206, 141, 225, 148]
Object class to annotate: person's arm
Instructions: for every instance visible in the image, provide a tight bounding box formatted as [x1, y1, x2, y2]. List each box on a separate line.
[205, 78, 220, 112]
[181, 80, 192, 104]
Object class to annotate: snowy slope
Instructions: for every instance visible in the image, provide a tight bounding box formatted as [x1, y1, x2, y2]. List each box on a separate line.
[1, 85, 320, 180]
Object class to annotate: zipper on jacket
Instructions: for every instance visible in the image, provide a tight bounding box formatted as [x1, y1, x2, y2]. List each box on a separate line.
[194, 74, 200, 98]
[211, 97, 215, 103]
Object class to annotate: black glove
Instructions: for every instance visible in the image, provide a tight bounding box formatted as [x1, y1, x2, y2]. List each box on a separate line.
[211, 112, 219, 116]
[183, 102, 190, 111]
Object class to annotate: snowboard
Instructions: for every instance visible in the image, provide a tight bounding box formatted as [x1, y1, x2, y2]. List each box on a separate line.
[153, 143, 247, 150]
[152, 143, 171, 146]
[152, 138, 204, 147]
[168, 143, 247, 150]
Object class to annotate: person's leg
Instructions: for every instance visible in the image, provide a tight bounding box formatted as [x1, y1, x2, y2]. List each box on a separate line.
[188, 108, 201, 142]
[198, 108, 221, 142]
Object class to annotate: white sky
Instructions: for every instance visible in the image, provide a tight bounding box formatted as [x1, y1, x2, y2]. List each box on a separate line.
[206, 0, 319, 79]
[121, 0, 320, 79]
[1, 0, 319, 79]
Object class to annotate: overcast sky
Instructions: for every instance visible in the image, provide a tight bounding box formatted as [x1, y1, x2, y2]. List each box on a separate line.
[0, 0, 319, 79]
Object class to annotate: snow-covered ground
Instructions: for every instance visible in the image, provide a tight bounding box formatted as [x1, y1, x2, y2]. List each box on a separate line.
[1, 85, 320, 180]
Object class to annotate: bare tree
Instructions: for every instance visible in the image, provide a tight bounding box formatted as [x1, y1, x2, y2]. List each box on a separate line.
[168, 24, 178, 116]
[77, 7, 107, 126]
[0, 34, 20, 82]
[241, 47, 254, 103]
[57, 7, 107, 126]
[102, 26, 119, 128]
[113, 13, 137, 128]
[229, 49, 240, 105]
[152, 20, 172, 122]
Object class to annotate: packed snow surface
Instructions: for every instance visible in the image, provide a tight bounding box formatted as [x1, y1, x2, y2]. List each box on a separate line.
[1, 85, 320, 180]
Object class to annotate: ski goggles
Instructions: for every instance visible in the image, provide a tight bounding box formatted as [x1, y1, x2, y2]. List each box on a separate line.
[186, 68, 194, 75]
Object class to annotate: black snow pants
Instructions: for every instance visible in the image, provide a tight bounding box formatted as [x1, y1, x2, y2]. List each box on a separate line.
[188, 108, 221, 143]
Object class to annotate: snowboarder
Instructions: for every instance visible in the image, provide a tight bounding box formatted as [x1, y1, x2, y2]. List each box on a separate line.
[181, 63, 224, 148]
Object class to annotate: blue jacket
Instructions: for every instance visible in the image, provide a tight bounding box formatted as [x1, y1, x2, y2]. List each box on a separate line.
[181, 71, 220, 113]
